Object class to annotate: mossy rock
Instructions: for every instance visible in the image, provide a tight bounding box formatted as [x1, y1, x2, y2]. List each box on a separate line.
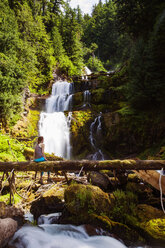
[72, 92, 84, 108]
[70, 110, 92, 158]
[23, 147, 64, 161]
[90, 214, 143, 244]
[141, 218, 165, 241]
[136, 204, 164, 222]
[91, 88, 105, 104]
[12, 109, 40, 140]
[135, 204, 165, 242]
[30, 186, 65, 220]
[64, 184, 113, 216]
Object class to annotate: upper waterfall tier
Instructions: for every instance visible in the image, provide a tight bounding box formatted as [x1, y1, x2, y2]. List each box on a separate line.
[46, 81, 74, 113]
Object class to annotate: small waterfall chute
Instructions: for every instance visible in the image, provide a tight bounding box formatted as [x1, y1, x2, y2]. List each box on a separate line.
[89, 113, 104, 160]
[83, 90, 91, 108]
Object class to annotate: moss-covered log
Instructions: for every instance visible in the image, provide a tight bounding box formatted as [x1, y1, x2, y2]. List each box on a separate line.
[0, 160, 165, 172]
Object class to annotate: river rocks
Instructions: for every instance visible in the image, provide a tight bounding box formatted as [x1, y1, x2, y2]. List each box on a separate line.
[64, 184, 113, 216]
[142, 218, 165, 241]
[136, 204, 164, 221]
[63, 184, 142, 244]
[88, 214, 142, 245]
[0, 202, 24, 225]
[0, 218, 17, 246]
[87, 171, 112, 191]
[135, 204, 165, 242]
[30, 186, 65, 220]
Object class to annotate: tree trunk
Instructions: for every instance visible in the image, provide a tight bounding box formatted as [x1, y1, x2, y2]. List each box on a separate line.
[0, 160, 165, 172]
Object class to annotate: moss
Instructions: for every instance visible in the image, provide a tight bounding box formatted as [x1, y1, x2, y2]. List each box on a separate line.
[64, 184, 112, 216]
[23, 147, 64, 160]
[71, 110, 92, 136]
[73, 92, 84, 107]
[27, 110, 40, 138]
[90, 214, 142, 243]
[43, 186, 65, 205]
[141, 219, 165, 240]
[110, 189, 138, 226]
[0, 193, 22, 205]
[12, 109, 40, 143]
[71, 110, 92, 158]
[91, 104, 110, 112]
[101, 106, 165, 158]
[91, 88, 105, 104]
[136, 204, 164, 223]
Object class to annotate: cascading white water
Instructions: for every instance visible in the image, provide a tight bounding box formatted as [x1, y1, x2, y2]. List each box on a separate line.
[8, 224, 127, 248]
[83, 90, 91, 107]
[89, 113, 104, 160]
[39, 81, 73, 159]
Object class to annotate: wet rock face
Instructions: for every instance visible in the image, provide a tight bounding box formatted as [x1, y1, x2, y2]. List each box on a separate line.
[30, 187, 65, 220]
[0, 218, 17, 246]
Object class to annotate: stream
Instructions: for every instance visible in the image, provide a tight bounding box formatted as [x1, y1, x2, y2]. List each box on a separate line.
[8, 223, 127, 248]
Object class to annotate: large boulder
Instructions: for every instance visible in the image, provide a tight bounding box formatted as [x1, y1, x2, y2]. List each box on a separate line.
[87, 171, 112, 191]
[64, 184, 113, 216]
[0, 218, 17, 246]
[63, 184, 142, 245]
[30, 186, 65, 220]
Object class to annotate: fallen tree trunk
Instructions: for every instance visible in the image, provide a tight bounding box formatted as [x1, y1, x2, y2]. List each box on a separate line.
[134, 170, 165, 194]
[0, 160, 165, 172]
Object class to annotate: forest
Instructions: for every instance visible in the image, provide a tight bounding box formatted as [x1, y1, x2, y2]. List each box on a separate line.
[0, 0, 164, 126]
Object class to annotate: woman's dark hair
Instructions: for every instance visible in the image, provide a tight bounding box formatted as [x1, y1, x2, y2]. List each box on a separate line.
[38, 136, 44, 144]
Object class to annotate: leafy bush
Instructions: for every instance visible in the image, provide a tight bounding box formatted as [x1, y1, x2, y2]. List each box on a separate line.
[0, 133, 26, 161]
[86, 56, 106, 72]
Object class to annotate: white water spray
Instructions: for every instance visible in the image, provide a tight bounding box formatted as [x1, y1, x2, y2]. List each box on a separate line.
[9, 225, 127, 248]
[39, 81, 73, 159]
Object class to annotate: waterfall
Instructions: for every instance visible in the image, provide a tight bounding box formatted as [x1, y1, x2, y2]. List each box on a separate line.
[39, 81, 73, 159]
[89, 113, 104, 160]
[83, 90, 91, 107]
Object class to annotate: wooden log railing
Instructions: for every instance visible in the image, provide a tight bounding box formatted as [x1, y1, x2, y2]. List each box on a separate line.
[0, 160, 165, 172]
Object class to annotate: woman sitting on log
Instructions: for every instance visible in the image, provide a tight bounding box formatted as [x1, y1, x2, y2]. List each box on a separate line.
[34, 136, 52, 184]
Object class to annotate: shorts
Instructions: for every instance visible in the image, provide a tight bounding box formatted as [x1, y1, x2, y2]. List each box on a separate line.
[34, 157, 46, 162]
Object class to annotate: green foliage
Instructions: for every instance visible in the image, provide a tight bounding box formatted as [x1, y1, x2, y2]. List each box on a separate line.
[0, 193, 22, 205]
[82, 0, 127, 68]
[16, 3, 55, 93]
[0, 133, 26, 161]
[127, 21, 165, 109]
[111, 189, 138, 225]
[87, 56, 106, 72]
[59, 55, 78, 77]
[60, 3, 84, 74]
[0, 1, 25, 123]
[115, 0, 164, 39]
[51, 26, 65, 59]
